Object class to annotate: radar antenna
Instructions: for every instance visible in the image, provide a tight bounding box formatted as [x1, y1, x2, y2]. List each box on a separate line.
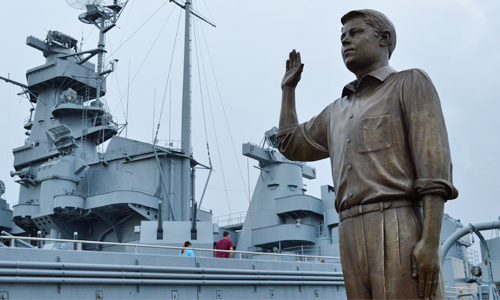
[65, 0, 103, 11]
[63, 0, 128, 105]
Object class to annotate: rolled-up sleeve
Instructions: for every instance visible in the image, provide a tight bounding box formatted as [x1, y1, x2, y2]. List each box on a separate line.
[402, 69, 458, 200]
[277, 104, 331, 162]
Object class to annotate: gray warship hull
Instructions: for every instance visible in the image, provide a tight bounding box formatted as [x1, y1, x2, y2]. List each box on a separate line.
[0, 247, 344, 300]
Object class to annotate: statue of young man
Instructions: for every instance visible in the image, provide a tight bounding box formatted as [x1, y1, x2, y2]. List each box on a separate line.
[277, 9, 458, 300]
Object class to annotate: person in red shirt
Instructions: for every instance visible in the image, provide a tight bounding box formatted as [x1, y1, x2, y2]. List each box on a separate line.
[215, 231, 234, 258]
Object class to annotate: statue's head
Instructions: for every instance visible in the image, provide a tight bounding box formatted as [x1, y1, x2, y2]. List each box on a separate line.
[340, 9, 396, 75]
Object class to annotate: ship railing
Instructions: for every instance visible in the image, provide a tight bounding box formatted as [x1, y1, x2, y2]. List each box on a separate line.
[445, 286, 478, 300]
[157, 139, 182, 152]
[282, 244, 334, 257]
[57, 96, 112, 109]
[0, 235, 340, 263]
[155, 139, 193, 154]
[213, 211, 246, 227]
[51, 187, 158, 199]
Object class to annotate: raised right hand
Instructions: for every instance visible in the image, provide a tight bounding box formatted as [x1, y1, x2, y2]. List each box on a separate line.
[281, 49, 304, 90]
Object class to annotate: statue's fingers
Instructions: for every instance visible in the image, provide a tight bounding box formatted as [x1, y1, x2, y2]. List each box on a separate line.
[424, 271, 433, 300]
[289, 51, 294, 65]
[290, 49, 297, 68]
[297, 52, 302, 65]
[418, 266, 425, 297]
[298, 63, 304, 73]
[286, 59, 290, 71]
[411, 254, 417, 278]
[293, 49, 298, 65]
[430, 272, 439, 299]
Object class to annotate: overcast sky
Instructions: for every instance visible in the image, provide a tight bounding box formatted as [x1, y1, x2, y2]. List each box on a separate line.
[0, 0, 499, 230]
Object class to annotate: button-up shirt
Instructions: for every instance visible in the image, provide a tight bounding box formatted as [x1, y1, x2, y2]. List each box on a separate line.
[277, 66, 458, 212]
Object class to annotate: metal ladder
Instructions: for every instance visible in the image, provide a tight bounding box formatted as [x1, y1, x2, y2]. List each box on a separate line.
[81, 81, 90, 158]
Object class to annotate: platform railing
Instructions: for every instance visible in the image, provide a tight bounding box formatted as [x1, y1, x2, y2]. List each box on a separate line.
[213, 211, 247, 227]
[0, 235, 340, 263]
[445, 286, 478, 300]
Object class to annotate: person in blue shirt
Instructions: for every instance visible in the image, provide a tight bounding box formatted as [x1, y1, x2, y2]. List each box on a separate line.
[179, 241, 194, 257]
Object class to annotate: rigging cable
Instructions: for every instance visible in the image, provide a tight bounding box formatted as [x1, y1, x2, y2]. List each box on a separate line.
[104, 1, 169, 63]
[80, 27, 95, 49]
[149, 6, 184, 222]
[108, 0, 135, 123]
[148, 6, 182, 220]
[200, 0, 215, 27]
[193, 19, 232, 213]
[116, 0, 135, 58]
[193, 18, 219, 214]
[148, 9, 182, 220]
[112, 5, 177, 115]
[128, 7, 181, 221]
[106, 33, 127, 120]
[193, 19, 212, 167]
[125, 60, 130, 138]
[191, 10, 216, 214]
[154, 8, 183, 142]
[152, 88, 156, 143]
[169, 80, 172, 142]
[198, 20, 250, 204]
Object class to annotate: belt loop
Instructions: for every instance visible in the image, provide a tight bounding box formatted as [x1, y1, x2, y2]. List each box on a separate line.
[380, 202, 384, 212]
[358, 205, 363, 215]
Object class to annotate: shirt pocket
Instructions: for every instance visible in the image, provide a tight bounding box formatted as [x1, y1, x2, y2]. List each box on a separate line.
[356, 115, 392, 153]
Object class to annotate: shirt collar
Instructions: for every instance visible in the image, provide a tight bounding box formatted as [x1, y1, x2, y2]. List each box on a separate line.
[342, 66, 397, 97]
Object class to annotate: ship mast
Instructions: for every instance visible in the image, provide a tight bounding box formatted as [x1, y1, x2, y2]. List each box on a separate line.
[180, 0, 193, 156]
[171, 0, 215, 220]
[180, 0, 193, 220]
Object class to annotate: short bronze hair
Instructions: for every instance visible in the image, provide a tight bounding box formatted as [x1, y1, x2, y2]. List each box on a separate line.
[341, 9, 397, 58]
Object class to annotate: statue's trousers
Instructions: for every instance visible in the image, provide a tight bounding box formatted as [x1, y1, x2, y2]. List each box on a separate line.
[338, 203, 445, 299]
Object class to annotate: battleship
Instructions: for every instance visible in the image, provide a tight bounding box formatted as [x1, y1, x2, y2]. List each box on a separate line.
[0, 1, 499, 300]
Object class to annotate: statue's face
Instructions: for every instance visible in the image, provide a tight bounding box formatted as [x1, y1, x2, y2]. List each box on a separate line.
[341, 17, 384, 74]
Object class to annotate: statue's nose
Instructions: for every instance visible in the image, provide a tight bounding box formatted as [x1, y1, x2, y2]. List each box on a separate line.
[341, 36, 350, 46]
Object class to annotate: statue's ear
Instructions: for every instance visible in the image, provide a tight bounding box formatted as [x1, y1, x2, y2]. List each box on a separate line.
[379, 30, 391, 47]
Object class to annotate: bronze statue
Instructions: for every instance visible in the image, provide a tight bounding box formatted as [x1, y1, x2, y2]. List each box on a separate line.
[277, 9, 458, 300]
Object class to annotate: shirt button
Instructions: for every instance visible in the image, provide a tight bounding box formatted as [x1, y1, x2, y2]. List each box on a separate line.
[347, 165, 352, 170]
[347, 138, 351, 143]
[348, 193, 353, 198]
[349, 115, 353, 119]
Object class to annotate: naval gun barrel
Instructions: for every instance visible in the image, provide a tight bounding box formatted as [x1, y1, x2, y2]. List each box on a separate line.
[157, 200, 163, 240]
[190, 167, 197, 240]
[191, 201, 197, 240]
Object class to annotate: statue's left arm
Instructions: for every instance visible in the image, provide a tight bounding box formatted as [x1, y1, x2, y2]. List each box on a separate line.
[401, 69, 458, 300]
[412, 194, 445, 299]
